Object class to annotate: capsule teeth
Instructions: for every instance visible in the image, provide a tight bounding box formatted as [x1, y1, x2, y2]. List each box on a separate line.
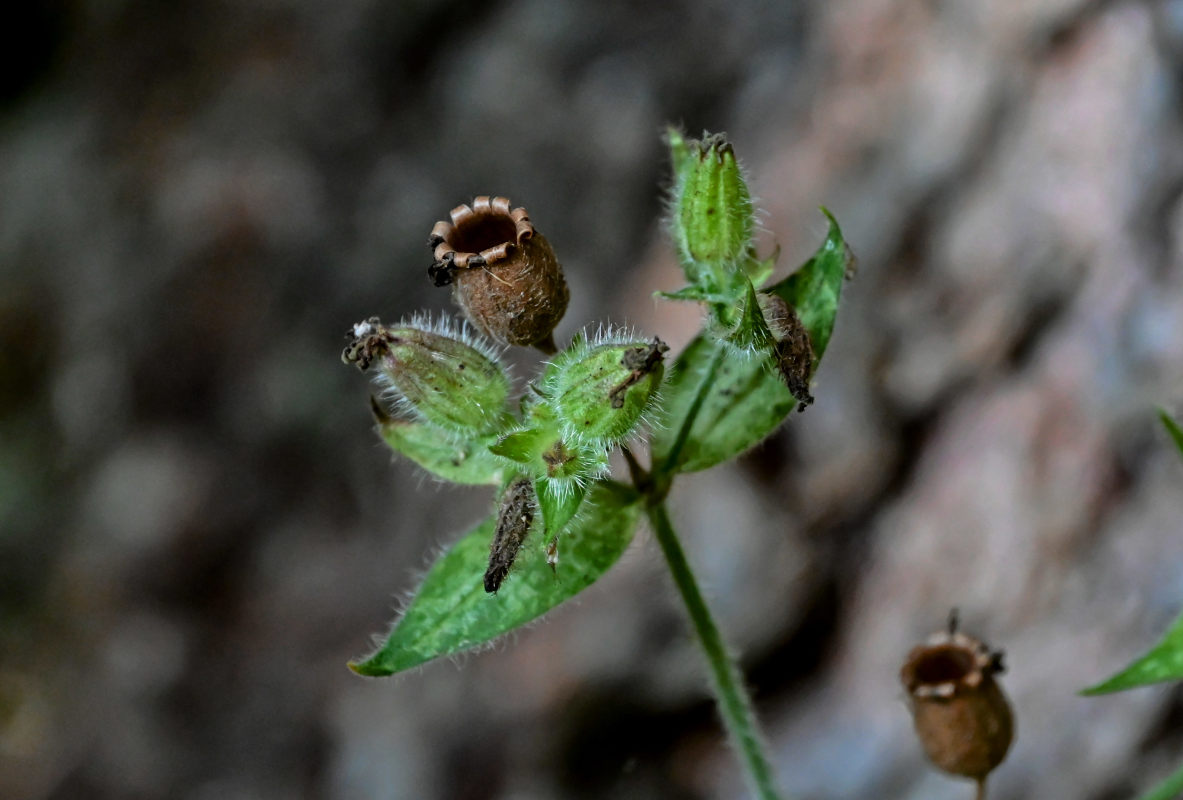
[429, 196, 568, 349]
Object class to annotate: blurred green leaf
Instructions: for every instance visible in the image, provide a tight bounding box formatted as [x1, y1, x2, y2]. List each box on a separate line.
[1081, 609, 1183, 694]
[1137, 757, 1183, 800]
[1158, 408, 1183, 462]
[376, 413, 504, 485]
[651, 210, 852, 474]
[350, 481, 640, 676]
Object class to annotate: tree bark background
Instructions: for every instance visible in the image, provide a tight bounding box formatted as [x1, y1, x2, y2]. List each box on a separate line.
[2, 1, 1181, 798]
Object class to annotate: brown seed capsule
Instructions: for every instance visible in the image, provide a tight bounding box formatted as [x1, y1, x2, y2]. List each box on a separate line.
[484, 476, 536, 594]
[757, 293, 814, 411]
[429, 196, 569, 354]
[900, 612, 1014, 792]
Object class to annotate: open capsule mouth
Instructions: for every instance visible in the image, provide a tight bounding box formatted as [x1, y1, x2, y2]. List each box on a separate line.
[430, 196, 535, 271]
[901, 626, 1003, 699]
[450, 212, 519, 255]
[909, 645, 976, 686]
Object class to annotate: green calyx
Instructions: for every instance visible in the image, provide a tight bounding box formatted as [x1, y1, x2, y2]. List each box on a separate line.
[343, 316, 512, 436]
[667, 129, 756, 293]
[489, 402, 609, 484]
[543, 336, 669, 447]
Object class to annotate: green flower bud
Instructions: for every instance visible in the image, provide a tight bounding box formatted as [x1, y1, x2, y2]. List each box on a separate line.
[342, 316, 511, 435]
[667, 129, 755, 287]
[544, 335, 668, 446]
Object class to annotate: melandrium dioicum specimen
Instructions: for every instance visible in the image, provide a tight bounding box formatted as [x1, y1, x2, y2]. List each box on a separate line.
[341, 134, 853, 800]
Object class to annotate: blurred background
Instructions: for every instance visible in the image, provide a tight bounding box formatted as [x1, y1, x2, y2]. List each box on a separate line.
[3, 0, 1183, 798]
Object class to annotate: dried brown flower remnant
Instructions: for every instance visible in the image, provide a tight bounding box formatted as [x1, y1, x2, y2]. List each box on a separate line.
[429, 196, 569, 354]
[484, 476, 536, 594]
[757, 293, 814, 411]
[900, 612, 1014, 797]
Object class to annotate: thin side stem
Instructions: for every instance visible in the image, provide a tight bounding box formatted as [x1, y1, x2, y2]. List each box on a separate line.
[976, 778, 987, 800]
[657, 345, 727, 482]
[646, 499, 783, 800]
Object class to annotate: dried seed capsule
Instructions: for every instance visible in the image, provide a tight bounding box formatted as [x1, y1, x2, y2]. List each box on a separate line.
[900, 612, 1014, 790]
[342, 316, 511, 436]
[484, 476, 536, 593]
[757, 293, 815, 411]
[429, 196, 569, 353]
[545, 336, 668, 446]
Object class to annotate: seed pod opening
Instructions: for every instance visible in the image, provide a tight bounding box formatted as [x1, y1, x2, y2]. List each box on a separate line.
[900, 613, 1014, 784]
[429, 196, 569, 353]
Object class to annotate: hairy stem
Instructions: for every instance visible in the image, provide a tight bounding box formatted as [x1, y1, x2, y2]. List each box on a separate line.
[645, 499, 783, 800]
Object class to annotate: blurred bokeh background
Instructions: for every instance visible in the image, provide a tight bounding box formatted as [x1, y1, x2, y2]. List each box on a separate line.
[3, 0, 1183, 798]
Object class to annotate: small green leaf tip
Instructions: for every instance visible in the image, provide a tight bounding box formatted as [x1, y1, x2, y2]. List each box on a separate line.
[1159, 408, 1183, 462]
[1081, 608, 1183, 694]
[667, 129, 755, 287]
[545, 334, 669, 447]
[343, 315, 512, 436]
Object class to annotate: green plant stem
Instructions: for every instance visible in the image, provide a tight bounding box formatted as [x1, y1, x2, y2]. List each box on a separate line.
[645, 498, 783, 800]
[657, 345, 727, 485]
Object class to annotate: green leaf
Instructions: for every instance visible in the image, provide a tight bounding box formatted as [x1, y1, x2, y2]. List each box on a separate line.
[1081, 609, 1183, 694]
[1137, 758, 1183, 800]
[744, 245, 779, 288]
[489, 426, 549, 464]
[1159, 408, 1183, 462]
[651, 210, 852, 474]
[535, 478, 586, 539]
[650, 336, 792, 473]
[350, 481, 641, 676]
[762, 207, 852, 366]
[376, 412, 504, 486]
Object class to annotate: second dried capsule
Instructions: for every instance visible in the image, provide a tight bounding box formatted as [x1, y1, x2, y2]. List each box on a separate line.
[900, 615, 1014, 787]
